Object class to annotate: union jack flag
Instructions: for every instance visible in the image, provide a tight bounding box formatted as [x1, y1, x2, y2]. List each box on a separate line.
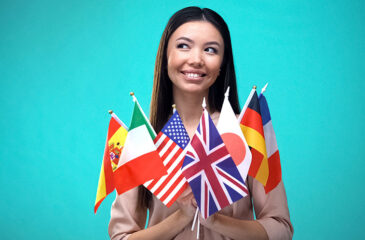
[144, 111, 190, 207]
[181, 109, 248, 219]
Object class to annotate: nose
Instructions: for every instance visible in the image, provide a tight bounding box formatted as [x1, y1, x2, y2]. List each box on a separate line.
[188, 49, 204, 67]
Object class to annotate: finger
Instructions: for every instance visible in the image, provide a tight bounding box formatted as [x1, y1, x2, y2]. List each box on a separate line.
[178, 186, 193, 200]
[192, 198, 197, 207]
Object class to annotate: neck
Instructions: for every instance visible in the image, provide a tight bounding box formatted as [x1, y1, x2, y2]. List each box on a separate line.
[173, 88, 213, 138]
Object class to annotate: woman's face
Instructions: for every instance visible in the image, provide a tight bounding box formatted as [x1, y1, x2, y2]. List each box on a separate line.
[166, 21, 224, 95]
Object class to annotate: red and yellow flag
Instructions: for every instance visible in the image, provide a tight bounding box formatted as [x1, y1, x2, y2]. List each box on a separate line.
[240, 91, 269, 187]
[94, 113, 128, 213]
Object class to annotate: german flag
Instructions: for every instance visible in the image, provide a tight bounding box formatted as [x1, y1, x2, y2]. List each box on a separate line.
[240, 91, 269, 187]
[94, 113, 128, 213]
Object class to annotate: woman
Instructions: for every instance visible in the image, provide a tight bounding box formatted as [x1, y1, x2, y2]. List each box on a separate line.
[109, 7, 293, 240]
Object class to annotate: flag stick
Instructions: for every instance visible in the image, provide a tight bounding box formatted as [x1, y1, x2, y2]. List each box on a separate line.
[172, 104, 176, 113]
[202, 97, 207, 109]
[224, 86, 230, 98]
[130, 92, 157, 137]
[108, 110, 128, 130]
[196, 217, 200, 239]
[191, 208, 199, 231]
[260, 83, 268, 95]
[258, 82, 269, 99]
[238, 86, 256, 122]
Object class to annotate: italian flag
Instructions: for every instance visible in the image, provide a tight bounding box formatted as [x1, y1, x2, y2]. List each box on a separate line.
[114, 101, 167, 194]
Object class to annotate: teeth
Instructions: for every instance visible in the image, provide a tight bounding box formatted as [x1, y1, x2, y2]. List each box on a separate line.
[186, 73, 201, 78]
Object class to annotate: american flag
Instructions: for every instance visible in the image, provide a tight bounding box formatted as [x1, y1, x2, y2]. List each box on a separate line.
[181, 109, 248, 219]
[144, 111, 190, 207]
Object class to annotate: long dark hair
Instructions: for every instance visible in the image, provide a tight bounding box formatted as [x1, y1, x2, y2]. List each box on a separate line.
[138, 6, 241, 211]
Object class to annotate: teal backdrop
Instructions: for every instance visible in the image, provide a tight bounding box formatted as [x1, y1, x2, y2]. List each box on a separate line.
[1, 0, 364, 239]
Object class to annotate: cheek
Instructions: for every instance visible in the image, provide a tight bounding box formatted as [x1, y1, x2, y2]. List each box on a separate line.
[167, 54, 180, 83]
[207, 58, 222, 76]
[167, 52, 180, 72]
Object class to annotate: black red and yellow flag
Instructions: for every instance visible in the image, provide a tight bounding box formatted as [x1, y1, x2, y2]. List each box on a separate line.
[240, 92, 269, 187]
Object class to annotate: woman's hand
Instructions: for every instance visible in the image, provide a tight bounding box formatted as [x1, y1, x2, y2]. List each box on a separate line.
[190, 193, 215, 228]
[198, 213, 216, 228]
[176, 186, 196, 219]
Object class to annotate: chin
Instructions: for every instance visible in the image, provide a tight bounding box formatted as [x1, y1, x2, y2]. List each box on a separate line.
[182, 85, 211, 95]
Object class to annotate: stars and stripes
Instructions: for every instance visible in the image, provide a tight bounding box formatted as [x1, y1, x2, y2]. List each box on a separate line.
[144, 111, 190, 207]
[181, 109, 248, 219]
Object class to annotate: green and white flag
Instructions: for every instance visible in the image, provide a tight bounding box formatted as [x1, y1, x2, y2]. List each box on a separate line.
[114, 100, 166, 194]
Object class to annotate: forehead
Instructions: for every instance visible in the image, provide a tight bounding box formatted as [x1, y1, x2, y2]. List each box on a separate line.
[169, 21, 224, 44]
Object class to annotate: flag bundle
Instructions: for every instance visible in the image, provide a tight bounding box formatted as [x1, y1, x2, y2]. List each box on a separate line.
[95, 86, 282, 214]
[181, 105, 248, 219]
[94, 113, 128, 213]
[144, 110, 190, 207]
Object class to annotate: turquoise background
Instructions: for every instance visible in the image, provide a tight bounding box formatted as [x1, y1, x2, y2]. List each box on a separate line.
[1, 0, 364, 239]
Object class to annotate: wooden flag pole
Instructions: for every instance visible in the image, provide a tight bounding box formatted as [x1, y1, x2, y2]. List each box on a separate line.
[130, 91, 136, 102]
[108, 110, 128, 130]
[172, 104, 176, 113]
[238, 85, 257, 122]
[130, 91, 157, 137]
[261, 83, 268, 95]
[197, 217, 200, 239]
[225, 86, 230, 98]
[191, 208, 199, 231]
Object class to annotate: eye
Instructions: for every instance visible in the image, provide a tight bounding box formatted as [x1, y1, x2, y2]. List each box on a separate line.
[205, 47, 218, 54]
[177, 43, 189, 49]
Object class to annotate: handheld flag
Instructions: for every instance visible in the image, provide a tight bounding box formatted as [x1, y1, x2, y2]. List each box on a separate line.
[240, 91, 269, 187]
[217, 88, 252, 181]
[144, 110, 190, 207]
[113, 98, 167, 195]
[259, 94, 282, 193]
[181, 105, 248, 219]
[94, 112, 128, 213]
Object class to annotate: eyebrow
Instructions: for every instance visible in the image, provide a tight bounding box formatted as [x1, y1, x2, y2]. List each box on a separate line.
[176, 37, 221, 47]
[176, 37, 193, 43]
[205, 41, 221, 47]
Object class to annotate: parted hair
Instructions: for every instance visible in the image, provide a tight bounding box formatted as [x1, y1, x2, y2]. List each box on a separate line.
[138, 6, 241, 211]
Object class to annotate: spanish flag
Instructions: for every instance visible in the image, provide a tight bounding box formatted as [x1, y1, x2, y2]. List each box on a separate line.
[94, 113, 128, 213]
[240, 91, 269, 187]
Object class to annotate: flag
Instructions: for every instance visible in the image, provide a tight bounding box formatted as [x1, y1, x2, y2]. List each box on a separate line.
[259, 94, 282, 193]
[239, 91, 269, 187]
[217, 90, 252, 181]
[113, 101, 167, 195]
[181, 109, 248, 219]
[144, 110, 190, 207]
[94, 113, 128, 213]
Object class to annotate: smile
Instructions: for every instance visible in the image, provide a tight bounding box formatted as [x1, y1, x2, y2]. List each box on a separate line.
[181, 71, 206, 80]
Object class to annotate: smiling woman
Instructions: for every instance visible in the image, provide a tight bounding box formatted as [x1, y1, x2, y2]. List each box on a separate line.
[108, 6, 293, 240]
[167, 21, 224, 95]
